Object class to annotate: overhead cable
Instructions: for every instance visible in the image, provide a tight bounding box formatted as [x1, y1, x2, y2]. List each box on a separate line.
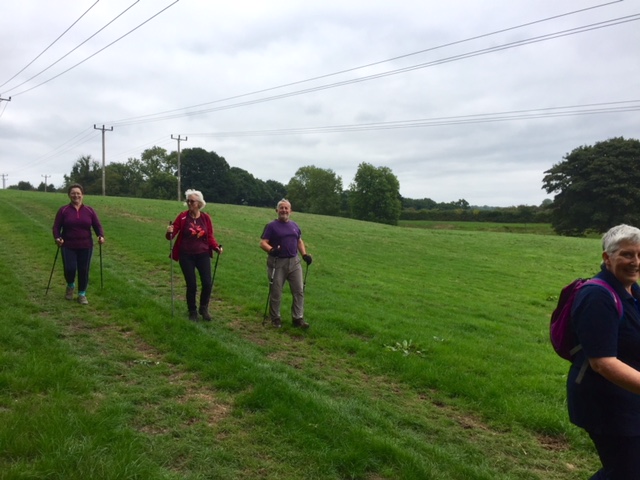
[9, 128, 98, 175]
[3, 1, 140, 94]
[107, 13, 640, 127]
[0, 1, 100, 89]
[7, 0, 180, 98]
[184, 100, 640, 137]
[104, 1, 622, 125]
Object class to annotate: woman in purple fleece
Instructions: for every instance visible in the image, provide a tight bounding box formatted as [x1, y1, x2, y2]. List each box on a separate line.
[52, 184, 105, 305]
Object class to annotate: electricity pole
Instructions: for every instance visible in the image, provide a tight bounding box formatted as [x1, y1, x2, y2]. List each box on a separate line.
[41, 174, 50, 192]
[94, 124, 113, 196]
[0, 174, 7, 189]
[171, 134, 187, 201]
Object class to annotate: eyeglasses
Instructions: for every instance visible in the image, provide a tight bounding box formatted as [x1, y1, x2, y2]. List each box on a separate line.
[186, 200, 197, 205]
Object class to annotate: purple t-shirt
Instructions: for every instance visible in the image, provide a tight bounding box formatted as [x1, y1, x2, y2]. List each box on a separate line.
[261, 220, 301, 258]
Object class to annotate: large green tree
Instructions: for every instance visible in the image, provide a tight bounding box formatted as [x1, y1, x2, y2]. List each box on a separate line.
[127, 146, 176, 199]
[349, 162, 402, 225]
[228, 167, 275, 206]
[542, 137, 640, 236]
[63, 155, 102, 194]
[286, 166, 343, 216]
[180, 148, 232, 204]
[265, 180, 287, 206]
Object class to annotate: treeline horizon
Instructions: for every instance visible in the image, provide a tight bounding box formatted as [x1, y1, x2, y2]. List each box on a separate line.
[7, 145, 550, 226]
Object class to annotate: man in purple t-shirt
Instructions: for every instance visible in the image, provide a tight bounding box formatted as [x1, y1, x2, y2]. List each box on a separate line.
[260, 199, 312, 329]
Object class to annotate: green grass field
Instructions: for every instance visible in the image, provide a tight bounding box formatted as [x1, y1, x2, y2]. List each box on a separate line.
[0, 189, 605, 479]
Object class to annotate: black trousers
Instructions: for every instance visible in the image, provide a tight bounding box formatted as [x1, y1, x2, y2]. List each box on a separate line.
[61, 247, 93, 292]
[589, 432, 640, 480]
[178, 252, 212, 313]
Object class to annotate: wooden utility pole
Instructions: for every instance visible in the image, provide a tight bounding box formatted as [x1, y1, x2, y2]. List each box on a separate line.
[94, 124, 113, 196]
[0, 174, 7, 189]
[41, 174, 50, 192]
[171, 134, 187, 201]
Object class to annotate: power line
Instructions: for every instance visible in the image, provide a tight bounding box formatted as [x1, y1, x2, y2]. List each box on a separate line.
[185, 100, 640, 137]
[3, 1, 141, 94]
[6, 0, 180, 98]
[106, 12, 640, 127]
[0, 1, 100, 89]
[103, 1, 622, 125]
[10, 128, 98, 175]
[109, 135, 173, 163]
[10, 3, 635, 175]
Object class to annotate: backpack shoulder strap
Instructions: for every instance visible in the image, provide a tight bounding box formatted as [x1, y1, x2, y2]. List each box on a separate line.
[584, 278, 623, 319]
[573, 278, 623, 384]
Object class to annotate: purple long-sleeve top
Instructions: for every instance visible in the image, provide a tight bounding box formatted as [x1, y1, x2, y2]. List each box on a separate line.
[52, 204, 104, 249]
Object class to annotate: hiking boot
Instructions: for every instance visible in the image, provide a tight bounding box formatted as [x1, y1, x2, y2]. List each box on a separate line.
[77, 295, 88, 305]
[292, 318, 309, 329]
[271, 317, 282, 328]
[188, 310, 199, 322]
[65, 287, 74, 300]
[199, 306, 212, 321]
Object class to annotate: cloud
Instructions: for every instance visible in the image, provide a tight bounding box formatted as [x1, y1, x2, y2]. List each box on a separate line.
[1, 0, 638, 206]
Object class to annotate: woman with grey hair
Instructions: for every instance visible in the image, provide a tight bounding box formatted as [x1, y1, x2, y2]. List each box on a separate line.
[568, 224, 640, 479]
[166, 189, 222, 321]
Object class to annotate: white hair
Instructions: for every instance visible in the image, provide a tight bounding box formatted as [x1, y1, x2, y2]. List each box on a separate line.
[602, 224, 640, 254]
[184, 189, 206, 209]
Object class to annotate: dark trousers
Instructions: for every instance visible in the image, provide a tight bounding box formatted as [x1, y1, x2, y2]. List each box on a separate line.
[61, 247, 93, 292]
[179, 252, 212, 313]
[589, 432, 640, 480]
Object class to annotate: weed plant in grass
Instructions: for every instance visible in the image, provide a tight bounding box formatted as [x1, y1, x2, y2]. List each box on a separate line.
[0, 189, 604, 478]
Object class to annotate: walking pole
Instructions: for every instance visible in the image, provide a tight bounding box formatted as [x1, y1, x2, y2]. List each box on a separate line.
[169, 221, 174, 317]
[212, 245, 222, 287]
[262, 258, 277, 326]
[99, 242, 104, 289]
[45, 246, 60, 296]
[303, 262, 310, 292]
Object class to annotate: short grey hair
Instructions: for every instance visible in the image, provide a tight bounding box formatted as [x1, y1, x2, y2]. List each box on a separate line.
[276, 198, 291, 210]
[602, 224, 640, 254]
[184, 189, 206, 209]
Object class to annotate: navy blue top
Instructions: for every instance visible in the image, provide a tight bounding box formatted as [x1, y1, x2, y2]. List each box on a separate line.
[567, 266, 640, 435]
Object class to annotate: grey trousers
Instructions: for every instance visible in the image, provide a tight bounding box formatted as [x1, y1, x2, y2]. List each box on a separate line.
[267, 256, 304, 321]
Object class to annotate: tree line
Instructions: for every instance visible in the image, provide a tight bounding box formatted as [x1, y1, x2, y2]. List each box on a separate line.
[12, 146, 403, 225]
[9, 136, 640, 235]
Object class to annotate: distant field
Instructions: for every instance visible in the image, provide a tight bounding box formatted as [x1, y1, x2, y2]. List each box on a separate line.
[0, 189, 604, 479]
[399, 219, 556, 235]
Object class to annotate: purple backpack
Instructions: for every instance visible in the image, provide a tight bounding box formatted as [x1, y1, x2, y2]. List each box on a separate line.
[550, 278, 623, 360]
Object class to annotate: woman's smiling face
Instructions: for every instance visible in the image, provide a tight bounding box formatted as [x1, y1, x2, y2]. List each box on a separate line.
[68, 187, 83, 204]
[603, 240, 640, 288]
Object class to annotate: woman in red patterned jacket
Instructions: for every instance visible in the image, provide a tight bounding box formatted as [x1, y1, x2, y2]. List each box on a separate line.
[166, 189, 222, 321]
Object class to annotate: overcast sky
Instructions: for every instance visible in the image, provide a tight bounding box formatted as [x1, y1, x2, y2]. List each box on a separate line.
[1, 0, 638, 206]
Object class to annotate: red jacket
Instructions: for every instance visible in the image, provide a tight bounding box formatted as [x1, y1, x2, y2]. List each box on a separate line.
[166, 211, 220, 261]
